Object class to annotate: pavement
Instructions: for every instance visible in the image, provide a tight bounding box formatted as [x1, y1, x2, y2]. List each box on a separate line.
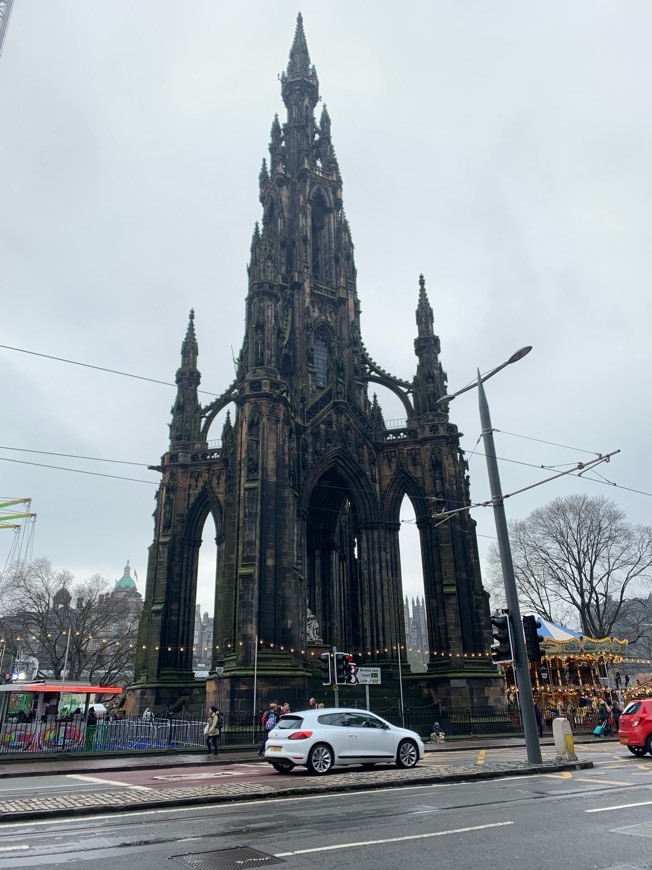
[0, 734, 604, 823]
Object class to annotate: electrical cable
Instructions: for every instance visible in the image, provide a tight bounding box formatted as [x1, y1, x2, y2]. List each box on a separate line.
[0, 342, 220, 397]
[0, 456, 157, 485]
[0, 445, 149, 467]
[494, 428, 603, 456]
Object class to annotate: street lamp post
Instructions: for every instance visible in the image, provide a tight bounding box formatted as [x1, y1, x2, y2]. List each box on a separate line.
[439, 347, 542, 765]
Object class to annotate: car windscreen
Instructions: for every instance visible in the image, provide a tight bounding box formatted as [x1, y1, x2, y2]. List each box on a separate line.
[276, 715, 304, 730]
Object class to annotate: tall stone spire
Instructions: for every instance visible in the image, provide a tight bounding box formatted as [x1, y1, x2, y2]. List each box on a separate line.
[286, 12, 313, 77]
[180, 308, 198, 369]
[132, 15, 498, 720]
[416, 273, 434, 338]
[413, 275, 447, 416]
[169, 309, 202, 447]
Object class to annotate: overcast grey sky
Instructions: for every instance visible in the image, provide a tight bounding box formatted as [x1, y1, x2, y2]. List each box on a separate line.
[1, 1, 650, 619]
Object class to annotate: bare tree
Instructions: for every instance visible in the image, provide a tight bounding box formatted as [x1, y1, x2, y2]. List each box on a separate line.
[0, 558, 138, 684]
[488, 495, 652, 637]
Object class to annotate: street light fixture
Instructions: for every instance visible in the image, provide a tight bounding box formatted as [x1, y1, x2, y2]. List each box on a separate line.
[437, 346, 542, 765]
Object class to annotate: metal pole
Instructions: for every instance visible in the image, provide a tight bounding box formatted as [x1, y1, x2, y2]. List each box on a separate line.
[478, 373, 542, 764]
[252, 635, 258, 744]
[332, 646, 339, 707]
[397, 646, 405, 727]
[365, 684, 370, 711]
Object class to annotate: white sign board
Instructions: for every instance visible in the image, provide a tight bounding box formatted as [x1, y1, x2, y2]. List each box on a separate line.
[356, 667, 381, 685]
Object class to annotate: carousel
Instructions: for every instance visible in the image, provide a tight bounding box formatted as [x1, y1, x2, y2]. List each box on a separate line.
[502, 616, 632, 728]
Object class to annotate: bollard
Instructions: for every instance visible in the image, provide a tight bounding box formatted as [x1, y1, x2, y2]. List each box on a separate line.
[552, 716, 577, 762]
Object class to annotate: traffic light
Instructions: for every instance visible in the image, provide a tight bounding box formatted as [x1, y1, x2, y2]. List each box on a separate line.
[522, 615, 545, 662]
[334, 651, 348, 684]
[319, 652, 332, 685]
[343, 656, 358, 684]
[491, 612, 512, 664]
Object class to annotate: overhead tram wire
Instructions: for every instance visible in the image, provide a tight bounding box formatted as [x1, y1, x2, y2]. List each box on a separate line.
[0, 343, 221, 398]
[1, 440, 650, 501]
[0, 445, 150, 467]
[0, 456, 157, 485]
[494, 428, 603, 457]
[2, 346, 649, 496]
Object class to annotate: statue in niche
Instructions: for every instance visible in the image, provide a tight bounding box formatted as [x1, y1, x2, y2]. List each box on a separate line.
[163, 489, 175, 532]
[431, 453, 445, 509]
[247, 406, 260, 476]
[306, 606, 323, 643]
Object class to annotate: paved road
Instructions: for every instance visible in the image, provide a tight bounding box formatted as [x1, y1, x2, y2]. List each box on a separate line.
[0, 744, 649, 870]
[0, 736, 608, 822]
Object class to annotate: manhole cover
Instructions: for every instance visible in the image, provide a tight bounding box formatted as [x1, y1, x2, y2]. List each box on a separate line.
[172, 846, 285, 869]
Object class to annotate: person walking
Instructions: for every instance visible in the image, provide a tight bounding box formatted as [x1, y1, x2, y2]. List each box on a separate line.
[257, 704, 279, 756]
[85, 707, 98, 751]
[205, 705, 221, 755]
[598, 699, 611, 736]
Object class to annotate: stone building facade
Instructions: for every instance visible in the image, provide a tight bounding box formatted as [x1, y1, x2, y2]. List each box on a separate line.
[129, 15, 500, 714]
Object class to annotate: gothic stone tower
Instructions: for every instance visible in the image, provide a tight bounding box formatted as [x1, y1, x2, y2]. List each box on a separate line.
[129, 15, 500, 714]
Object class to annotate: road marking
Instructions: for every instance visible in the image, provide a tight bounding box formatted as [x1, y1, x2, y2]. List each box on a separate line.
[67, 774, 154, 791]
[153, 771, 250, 780]
[274, 821, 514, 856]
[477, 750, 486, 765]
[575, 777, 635, 787]
[542, 771, 573, 779]
[0, 845, 29, 853]
[586, 799, 652, 813]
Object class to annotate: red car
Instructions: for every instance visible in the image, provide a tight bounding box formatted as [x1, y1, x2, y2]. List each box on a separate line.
[618, 699, 652, 757]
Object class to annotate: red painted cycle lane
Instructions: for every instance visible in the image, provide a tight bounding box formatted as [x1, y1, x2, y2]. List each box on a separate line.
[69, 761, 304, 791]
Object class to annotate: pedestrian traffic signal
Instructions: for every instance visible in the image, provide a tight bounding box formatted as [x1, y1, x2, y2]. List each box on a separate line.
[491, 612, 512, 664]
[522, 615, 545, 662]
[319, 652, 332, 685]
[343, 656, 358, 684]
[334, 651, 348, 684]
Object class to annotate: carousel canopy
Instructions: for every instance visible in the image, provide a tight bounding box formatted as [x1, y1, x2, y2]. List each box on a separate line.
[532, 616, 583, 641]
[525, 614, 628, 656]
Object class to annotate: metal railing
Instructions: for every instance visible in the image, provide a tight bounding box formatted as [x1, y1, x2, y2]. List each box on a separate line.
[0, 704, 608, 755]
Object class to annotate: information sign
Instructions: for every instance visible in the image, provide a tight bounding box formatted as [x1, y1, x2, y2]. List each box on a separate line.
[356, 667, 381, 685]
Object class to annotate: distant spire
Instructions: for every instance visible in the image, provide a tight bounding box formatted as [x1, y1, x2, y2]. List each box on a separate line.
[287, 12, 312, 77]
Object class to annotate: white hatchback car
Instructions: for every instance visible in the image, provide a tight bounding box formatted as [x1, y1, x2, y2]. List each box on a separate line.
[264, 707, 425, 775]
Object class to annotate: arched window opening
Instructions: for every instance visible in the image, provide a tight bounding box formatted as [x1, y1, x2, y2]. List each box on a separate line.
[194, 514, 217, 675]
[314, 326, 330, 389]
[399, 496, 428, 673]
[311, 189, 328, 280]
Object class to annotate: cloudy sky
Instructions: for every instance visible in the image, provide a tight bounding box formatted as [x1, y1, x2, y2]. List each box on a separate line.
[1, 1, 650, 618]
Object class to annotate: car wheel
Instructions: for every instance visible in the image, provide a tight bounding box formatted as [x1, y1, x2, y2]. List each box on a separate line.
[646, 734, 652, 756]
[307, 743, 334, 775]
[396, 739, 419, 769]
[272, 762, 294, 773]
[627, 745, 647, 757]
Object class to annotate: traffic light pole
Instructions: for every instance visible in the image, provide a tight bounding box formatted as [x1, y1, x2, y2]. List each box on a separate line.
[332, 645, 339, 707]
[478, 374, 542, 765]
